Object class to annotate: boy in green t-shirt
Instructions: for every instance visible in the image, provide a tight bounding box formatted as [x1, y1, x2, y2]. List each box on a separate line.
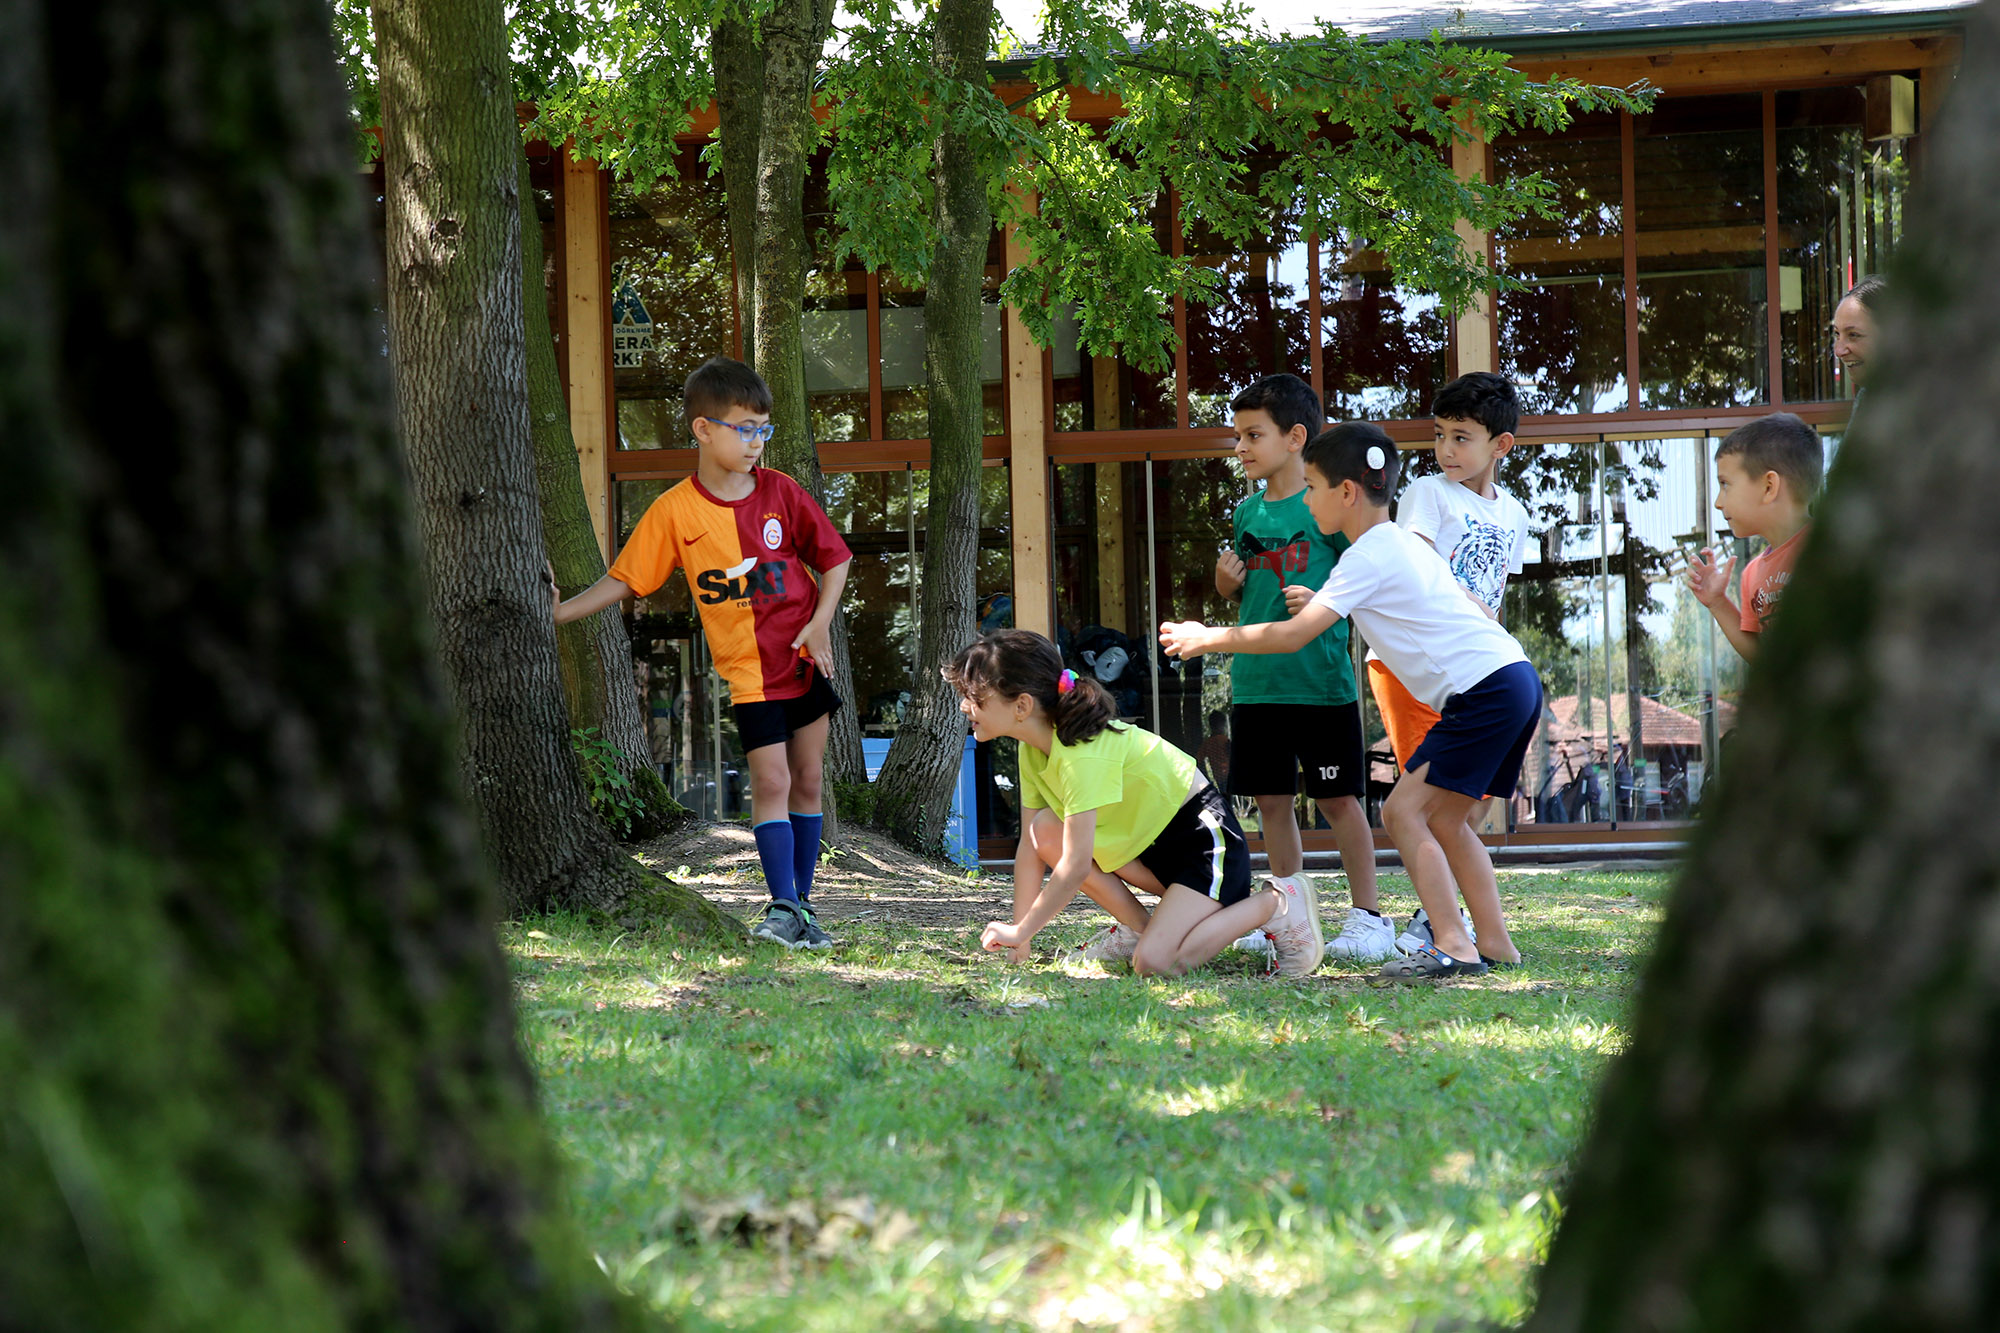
[1214, 374, 1389, 964]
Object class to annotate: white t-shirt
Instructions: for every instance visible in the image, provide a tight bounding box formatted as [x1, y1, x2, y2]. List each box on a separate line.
[1311, 522, 1530, 712]
[1396, 474, 1532, 616]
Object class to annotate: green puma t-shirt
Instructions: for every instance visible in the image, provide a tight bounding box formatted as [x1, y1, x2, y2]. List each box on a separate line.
[1230, 485, 1356, 706]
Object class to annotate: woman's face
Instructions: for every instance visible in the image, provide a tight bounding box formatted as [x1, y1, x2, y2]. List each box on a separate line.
[1832, 295, 1878, 390]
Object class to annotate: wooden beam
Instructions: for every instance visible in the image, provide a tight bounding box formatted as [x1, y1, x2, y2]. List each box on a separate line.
[1511, 33, 1962, 96]
[1500, 225, 1790, 266]
[1452, 124, 1494, 375]
[1090, 358, 1126, 629]
[561, 147, 613, 560]
[1004, 195, 1053, 637]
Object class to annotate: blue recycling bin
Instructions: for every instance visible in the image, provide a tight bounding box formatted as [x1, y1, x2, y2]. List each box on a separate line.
[860, 734, 978, 867]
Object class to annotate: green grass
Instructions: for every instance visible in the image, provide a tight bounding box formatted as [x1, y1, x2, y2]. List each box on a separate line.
[508, 868, 1667, 1332]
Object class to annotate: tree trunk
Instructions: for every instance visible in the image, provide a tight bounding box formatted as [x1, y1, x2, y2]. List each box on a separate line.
[713, 15, 763, 361]
[0, 0, 645, 1323]
[520, 160, 690, 840]
[1530, 11, 2000, 1328]
[374, 0, 723, 920]
[869, 0, 993, 852]
[749, 0, 866, 791]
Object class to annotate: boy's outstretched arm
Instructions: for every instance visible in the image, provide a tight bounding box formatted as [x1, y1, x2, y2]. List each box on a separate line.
[793, 557, 852, 679]
[554, 572, 634, 625]
[1160, 601, 1340, 659]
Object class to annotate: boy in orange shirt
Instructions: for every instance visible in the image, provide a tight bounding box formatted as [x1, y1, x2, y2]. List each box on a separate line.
[1685, 412, 1822, 661]
[556, 358, 852, 948]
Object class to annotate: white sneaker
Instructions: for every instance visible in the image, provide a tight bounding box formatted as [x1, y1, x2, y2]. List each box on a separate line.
[1395, 906, 1476, 956]
[1233, 930, 1274, 954]
[1262, 875, 1325, 978]
[1079, 921, 1141, 964]
[1324, 908, 1398, 964]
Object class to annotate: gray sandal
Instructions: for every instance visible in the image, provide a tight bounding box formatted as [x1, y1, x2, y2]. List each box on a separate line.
[1380, 944, 1488, 980]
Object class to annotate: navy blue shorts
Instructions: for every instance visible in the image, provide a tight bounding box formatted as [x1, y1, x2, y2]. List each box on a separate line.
[1406, 661, 1542, 801]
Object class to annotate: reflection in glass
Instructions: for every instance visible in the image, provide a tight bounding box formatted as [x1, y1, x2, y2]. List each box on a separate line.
[804, 269, 870, 442]
[880, 273, 1006, 440]
[1320, 241, 1448, 421]
[1634, 94, 1768, 409]
[1185, 162, 1312, 425]
[1050, 189, 1176, 431]
[609, 149, 735, 449]
[1494, 114, 1627, 414]
[1776, 87, 1909, 403]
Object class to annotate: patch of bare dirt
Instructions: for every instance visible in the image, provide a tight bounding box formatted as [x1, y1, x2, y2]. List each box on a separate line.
[627, 820, 1015, 931]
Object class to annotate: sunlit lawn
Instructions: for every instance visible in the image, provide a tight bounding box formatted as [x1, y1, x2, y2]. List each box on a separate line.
[508, 866, 1667, 1332]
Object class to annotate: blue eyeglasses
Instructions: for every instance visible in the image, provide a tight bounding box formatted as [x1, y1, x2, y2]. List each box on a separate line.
[703, 416, 777, 444]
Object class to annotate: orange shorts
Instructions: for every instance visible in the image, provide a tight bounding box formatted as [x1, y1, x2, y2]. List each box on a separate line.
[1365, 658, 1440, 771]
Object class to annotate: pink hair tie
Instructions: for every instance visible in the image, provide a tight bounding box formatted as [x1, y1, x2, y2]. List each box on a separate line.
[1057, 669, 1076, 694]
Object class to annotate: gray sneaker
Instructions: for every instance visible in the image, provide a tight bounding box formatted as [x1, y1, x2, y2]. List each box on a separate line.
[797, 903, 835, 951]
[751, 900, 810, 949]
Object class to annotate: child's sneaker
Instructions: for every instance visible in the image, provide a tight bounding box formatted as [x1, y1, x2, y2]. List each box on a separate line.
[1232, 930, 1274, 955]
[797, 903, 834, 951]
[1395, 906, 1476, 956]
[1262, 875, 1325, 978]
[750, 900, 810, 949]
[1324, 907, 1398, 964]
[1078, 922, 1141, 964]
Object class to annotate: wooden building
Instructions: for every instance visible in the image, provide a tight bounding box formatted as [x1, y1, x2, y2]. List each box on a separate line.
[533, 0, 1969, 851]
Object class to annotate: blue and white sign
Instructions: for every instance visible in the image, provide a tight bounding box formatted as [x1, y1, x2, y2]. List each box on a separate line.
[611, 274, 654, 370]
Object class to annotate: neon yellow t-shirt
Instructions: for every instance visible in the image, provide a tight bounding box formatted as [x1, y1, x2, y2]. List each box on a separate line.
[1017, 721, 1199, 872]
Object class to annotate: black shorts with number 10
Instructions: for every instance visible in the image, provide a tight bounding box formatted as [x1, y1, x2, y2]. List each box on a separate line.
[1226, 702, 1366, 801]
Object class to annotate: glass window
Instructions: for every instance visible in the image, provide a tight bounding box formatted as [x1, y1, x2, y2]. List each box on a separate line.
[880, 263, 1007, 441]
[803, 268, 871, 443]
[609, 149, 735, 450]
[1320, 240, 1449, 421]
[1634, 94, 1769, 409]
[1050, 190, 1177, 431]
[1185, 162, 1313, 426]
[1776, 86, 1909, 403]
[1494, 113, 1628, 414]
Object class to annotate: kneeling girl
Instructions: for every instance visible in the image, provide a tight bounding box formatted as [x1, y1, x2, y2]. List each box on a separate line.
[945, 630, 1324, 977]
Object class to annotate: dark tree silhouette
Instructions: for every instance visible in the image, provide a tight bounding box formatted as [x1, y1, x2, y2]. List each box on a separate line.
[1530, 8, 2000, 1328]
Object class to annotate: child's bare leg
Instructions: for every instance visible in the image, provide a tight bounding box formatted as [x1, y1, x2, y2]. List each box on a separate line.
[1254, 794, 1303, 878]
[1436, 816, 1519, 964]
[745, 743, 792, 825]
[1131, 883, 1279, 978]
[1026, 810, 1151, 932]
[1380, 769, 1478, 963]
[783, 714, 828, 815]
[1315, 795, 1380, 912]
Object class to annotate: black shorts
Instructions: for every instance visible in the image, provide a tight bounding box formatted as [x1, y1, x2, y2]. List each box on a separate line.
[1135, 783, 1253, 906]
[1226, 702, 1366, 801]
[731, 671, 843, 753]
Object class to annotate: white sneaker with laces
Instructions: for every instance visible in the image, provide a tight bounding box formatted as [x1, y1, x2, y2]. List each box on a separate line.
[1323, 907, 1398, 964]
[1079, 921, 1141, 964]
[1262, 875, 1325, 978]
[1233, 929, 1274, 954]
[1395, 906, 1476, 956]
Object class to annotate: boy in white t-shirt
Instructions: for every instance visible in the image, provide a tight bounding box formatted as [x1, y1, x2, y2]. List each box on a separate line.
[1368, 372, 1533, 957]
[1162, 423, 1539, 979]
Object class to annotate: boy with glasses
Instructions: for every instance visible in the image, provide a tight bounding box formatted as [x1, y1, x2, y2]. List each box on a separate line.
[557, 358, 853, 948]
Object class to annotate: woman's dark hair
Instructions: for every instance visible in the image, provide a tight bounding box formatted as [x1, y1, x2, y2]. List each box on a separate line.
[1842, 274, 1887, 314]
[1301, 421, 1401, 507]
[942, 630, 1118, 747]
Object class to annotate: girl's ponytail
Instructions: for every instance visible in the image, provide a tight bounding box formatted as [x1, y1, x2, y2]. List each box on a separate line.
[1051, 668, 1117, 747]
[942, 630, 1120, 747]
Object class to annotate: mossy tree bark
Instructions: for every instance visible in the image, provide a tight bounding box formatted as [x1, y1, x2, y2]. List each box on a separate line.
[1529, 10, 2000, 1328]
[869, 0, 993, 852]
[743, 0, 867, 793]
[520, 161, 690, 841]
[373, 0, 727, 920]
[0, 0, 653, 1323]
[712, 14, 763, 359]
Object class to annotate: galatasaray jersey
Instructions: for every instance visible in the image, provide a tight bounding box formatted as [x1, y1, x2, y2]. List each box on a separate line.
[609, 468, 852, 704]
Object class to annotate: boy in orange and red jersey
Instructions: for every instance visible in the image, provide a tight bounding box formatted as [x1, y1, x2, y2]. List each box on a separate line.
[557, 357, 853, 949]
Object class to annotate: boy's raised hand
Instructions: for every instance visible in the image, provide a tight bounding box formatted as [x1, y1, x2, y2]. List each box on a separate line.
[1282, 583, 1315, 616]
[1158, 619, 1210, 660]
[544, 559, 560, 618]
[1215, 547, 1246, 598]
[1684, 547, 1735, 607]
